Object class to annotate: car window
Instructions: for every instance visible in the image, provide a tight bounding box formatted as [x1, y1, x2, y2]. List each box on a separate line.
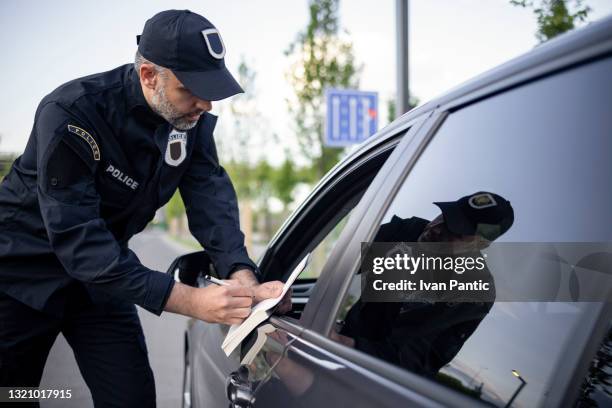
[329, 55, 612, 407]
[259, 136, 406, 319]
[299, 212, 351, 280]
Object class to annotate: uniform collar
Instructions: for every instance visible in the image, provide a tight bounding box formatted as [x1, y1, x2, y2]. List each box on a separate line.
[126, 65, 167, 128]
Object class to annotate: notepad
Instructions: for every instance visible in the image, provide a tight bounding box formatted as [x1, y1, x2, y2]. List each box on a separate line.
[222, 254, 310, 356]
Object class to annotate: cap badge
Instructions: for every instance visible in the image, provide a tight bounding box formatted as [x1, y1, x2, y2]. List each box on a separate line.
[469, 193, 497, 209]
[201, 28, 226, 59]
[165, 129, 187, 167]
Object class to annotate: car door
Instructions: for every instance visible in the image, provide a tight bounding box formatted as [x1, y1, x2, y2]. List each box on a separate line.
[186, 117, 423, 408]
[284, 51, 612, 408]
[250, 111, 486, 408]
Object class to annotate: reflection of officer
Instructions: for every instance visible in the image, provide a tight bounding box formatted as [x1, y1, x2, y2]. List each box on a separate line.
[335, 192, 514, 378]
[0, 10, 284, 405]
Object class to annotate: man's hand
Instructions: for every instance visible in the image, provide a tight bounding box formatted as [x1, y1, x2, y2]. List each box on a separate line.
[228, 268, 259, 288]
[229, 268, 292, 314]
[164, 281, 254, 325]
[275, 288, 292, 315]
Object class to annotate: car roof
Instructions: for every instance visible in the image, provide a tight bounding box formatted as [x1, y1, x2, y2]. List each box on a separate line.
[344, 13, 612, 163]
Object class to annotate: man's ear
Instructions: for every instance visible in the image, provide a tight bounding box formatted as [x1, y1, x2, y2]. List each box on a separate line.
[139, 64, 159, 91]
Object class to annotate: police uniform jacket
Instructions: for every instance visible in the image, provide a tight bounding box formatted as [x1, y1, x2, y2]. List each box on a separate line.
[0, 64, 257, 317]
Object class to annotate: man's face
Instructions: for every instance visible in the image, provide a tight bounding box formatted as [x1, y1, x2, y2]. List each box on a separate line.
[150, 69, 212, 130]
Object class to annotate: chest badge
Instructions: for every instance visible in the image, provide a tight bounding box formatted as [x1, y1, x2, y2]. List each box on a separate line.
[165, 128, 187, 167]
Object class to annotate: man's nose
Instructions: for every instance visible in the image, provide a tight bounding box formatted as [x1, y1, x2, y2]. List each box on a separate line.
[195, 99, 212, 112]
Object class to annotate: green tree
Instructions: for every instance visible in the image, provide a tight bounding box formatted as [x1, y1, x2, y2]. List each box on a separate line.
[0, 135, 17, 180]
[510, 0, 592, 42]
[0, 156, 14, 180]
[221, 58, 271, 249]
[224, 58, 260, 165]
[386, 98, 396, 124]
[222, 58, 262, 201]
[272, 157, 300, 210]
[165, 191, 185, 221]
[386, 94, 420, 123]
[285, 0, 361, 179]
[164, 189, 186, 235]
[253, 160, 275, 237]
[226, 160, 255, 199]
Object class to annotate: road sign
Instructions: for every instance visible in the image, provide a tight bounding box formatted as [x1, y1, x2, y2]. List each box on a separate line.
[325, 89, 378, 147]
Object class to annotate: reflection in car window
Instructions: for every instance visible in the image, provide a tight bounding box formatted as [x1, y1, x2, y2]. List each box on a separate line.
[330, 56, 612, 407]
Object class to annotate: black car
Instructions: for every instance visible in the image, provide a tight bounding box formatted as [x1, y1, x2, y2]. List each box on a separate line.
[169, 15, 612, 408]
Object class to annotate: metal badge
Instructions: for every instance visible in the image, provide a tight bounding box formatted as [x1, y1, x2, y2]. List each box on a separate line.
[468, 193, 497, 209]
[164, 129, 187, 167]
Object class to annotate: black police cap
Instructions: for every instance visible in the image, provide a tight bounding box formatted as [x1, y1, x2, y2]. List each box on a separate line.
[433, 192, 514, 241]
[137, 10, 243, 101]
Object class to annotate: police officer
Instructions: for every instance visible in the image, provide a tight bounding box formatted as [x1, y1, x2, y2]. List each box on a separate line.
[0, 10, 285, 406]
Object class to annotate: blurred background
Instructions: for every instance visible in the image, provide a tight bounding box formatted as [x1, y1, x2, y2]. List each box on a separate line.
[2, 1, 612, 406]
[1, 0, 611, 263]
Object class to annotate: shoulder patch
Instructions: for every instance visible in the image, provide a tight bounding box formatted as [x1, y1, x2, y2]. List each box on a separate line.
[67, 124, 100, 161]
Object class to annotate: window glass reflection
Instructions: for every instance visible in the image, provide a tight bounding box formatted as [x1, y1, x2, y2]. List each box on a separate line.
[331, 56, 612, 407]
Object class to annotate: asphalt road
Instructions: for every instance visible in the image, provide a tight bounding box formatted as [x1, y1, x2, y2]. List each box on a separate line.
[39, 228, 191, 408]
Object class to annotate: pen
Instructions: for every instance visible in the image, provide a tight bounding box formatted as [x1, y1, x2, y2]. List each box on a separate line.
[204, 275, 230, 286]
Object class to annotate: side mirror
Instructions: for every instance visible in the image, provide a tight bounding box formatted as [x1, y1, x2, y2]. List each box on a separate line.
[166, 250, 215, 287]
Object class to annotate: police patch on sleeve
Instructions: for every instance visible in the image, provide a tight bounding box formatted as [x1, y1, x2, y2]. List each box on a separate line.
[67, 124, 100, 161]
[165, 128, 187, 167]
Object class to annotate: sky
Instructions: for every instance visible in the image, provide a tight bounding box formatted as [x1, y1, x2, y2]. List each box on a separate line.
[1, 0, 611, 160]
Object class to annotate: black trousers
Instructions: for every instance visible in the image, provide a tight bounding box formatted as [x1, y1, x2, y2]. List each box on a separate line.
[0, 290, 156, 407]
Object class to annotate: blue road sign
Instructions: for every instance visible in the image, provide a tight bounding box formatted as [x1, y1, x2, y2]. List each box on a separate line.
[325, 88, 378, 147]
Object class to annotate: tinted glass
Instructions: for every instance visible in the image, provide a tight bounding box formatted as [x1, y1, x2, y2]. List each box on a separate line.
[300, 212, 352, 280]
[331, 55, 612, 407]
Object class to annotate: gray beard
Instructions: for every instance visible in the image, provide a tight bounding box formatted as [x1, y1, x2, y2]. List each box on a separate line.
[151, 85, 199, 130]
